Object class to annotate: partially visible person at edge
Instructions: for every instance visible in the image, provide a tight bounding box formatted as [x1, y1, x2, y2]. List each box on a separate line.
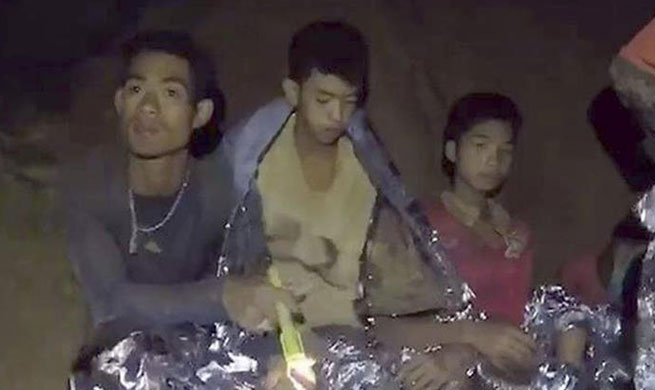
[560, 214, 649, 307]
[217, 21, 474, 390]
[609, 15, 655, 375]
[378, 93, 588, 384]
[64, 31, 295, 371]
[558, 86, 654, 308]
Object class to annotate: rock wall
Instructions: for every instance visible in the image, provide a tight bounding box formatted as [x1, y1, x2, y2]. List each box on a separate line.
[1, 1, 654, 388]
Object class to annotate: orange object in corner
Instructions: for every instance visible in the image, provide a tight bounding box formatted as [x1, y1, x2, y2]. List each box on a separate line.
[620, 17, 655, 76]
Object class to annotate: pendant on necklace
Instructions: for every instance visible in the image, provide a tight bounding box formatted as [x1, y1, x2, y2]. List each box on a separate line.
[144, 239, 163, 254]
[503, 231, 525, 259]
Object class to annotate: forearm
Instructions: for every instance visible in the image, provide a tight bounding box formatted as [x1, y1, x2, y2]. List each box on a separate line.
[115, 277, 228, 326]
[68, 209, 229, 328]
[372, 316, 475, 352]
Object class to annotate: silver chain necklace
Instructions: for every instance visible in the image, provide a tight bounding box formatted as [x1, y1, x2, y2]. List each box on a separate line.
[128, 169, 191, 254]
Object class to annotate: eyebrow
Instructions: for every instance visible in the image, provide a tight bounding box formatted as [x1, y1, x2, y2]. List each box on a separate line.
[469, 134, 490, 140]
[162, 76, 190, 91]
[125, 74, 145, 82]
[124, 74, 190, 91]
[317, 88, 358, 99]
[469, 133, 514, 145]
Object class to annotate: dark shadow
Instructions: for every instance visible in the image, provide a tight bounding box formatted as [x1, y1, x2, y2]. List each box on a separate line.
[588, 86, 655, 193]
[589, 87, 655, 388]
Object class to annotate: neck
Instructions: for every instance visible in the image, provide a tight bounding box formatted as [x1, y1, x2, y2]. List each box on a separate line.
[293, 115, 338, 159]
[452, 175, 487, 211]
[128, 149, 190, 196]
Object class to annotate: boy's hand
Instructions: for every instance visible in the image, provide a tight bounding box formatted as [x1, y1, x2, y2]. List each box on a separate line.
[399, 344, 477, 390]
[222, 274, 299, 332]
[556, 327, 587, 369]
[464, 321, 537, 374]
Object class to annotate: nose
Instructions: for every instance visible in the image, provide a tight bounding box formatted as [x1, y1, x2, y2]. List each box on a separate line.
[139, 90, 159, 116]
[485, 147, 500, 167]
[328, 100, 345, 123]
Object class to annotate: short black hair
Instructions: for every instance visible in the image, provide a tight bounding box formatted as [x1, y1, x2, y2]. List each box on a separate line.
[441, 92, 522, 177]
[119, 30, 224, 158]
[288, 21, 369, 102]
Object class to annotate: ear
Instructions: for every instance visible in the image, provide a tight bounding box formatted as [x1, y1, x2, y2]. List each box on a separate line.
[282, 77, 300, 107]
[445, 140, 457, 163]
[192, 99, 215, 129]
[114, 88, 124, 116]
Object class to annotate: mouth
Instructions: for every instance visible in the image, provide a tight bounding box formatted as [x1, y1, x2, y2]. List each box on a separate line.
[478, 173, 502, 182]
[132, 120, 161, 135]
[325, 126, 345, 135]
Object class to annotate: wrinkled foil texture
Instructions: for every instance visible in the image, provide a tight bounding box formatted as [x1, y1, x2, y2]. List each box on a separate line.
[70, 323, 405, 390]
[319, 336, 400, 390]
[71, 287, 627, 390]
[72, 224, 627, 390]
[635, 186, 655, 390]
[470, 286, 627, 390]
[70, 323, 262, 390]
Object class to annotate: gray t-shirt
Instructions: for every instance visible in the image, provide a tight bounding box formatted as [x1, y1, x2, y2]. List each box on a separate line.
[65, 147, 233, 336]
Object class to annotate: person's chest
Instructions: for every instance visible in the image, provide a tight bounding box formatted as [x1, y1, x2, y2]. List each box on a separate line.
[258, 132, 376, 261]
[445, 225, 529, 284]
[428, 202, 532, 322]
[110, 191, 219, 284]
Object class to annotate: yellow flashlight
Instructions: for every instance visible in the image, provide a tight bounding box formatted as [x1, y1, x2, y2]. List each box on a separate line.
[267, 266, 316, 390]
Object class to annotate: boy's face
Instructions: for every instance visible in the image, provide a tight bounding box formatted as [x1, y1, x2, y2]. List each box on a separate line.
[450, 119, 515, 192]
[284, 69, 359, 145]
[114, 50, 211, 158]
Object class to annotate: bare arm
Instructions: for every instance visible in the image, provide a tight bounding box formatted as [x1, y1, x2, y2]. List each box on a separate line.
[374, 315, 537, 376]
[67, 208, 228, 327]
[372, 315, 473, 352]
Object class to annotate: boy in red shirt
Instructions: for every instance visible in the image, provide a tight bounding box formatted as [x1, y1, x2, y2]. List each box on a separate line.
[422, 93, 586, 380]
